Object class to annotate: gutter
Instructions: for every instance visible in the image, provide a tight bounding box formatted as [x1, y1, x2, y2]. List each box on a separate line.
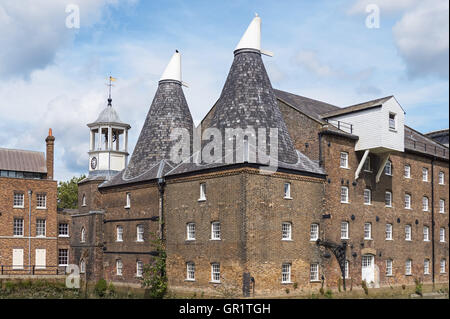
[28, 190, 32, 274]
[431, 158, 436, 289]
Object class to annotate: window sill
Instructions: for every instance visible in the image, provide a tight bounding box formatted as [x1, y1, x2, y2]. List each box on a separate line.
[364, 203, 372, 206]
[340, 167, 350, 170]
[405, 274, 412, 276]
[282, 239, 293, 242]
[13, 206, 24, 209]
[116, 240, 123, 242]
[136, 240, 144, 243]
[36, 207, 47, 210]
[281, 282, 293, 285]
[405, 208, 412, 210]
[341, 237, 349, 240]
[310, 280, 321, 283]
[389, 129, 397, 133]
[385, 239, 393, 241]
[364, 238, 373, 241]
[284, 197, 293, 200]
[341, 201, 349, 204]
[185, 279, 196, 282]
[185, 239, 196, 242]
[385, 206, 393, 208]
[386, 275, 394, 277]
[209, 281, 221, 284]
[210, 239, 221, 241]
[13, 235, 24, 238]
[198, 199, 206, 202]
[58, 235, 69, 238]
[124, 206, 130, 209]
[310, 239, 319, 242]
[405, 239, 412, 242]
[36, 235, 46, 238]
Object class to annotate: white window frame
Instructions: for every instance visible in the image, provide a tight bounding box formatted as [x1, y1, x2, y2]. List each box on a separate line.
[211, 263, 220, 283]
[36, 219, 46, 237]
[344, 260, 349, 279]
[385, 160, 392, 176]
[364, 222, 372, 240]
[186, 262, 195, 281]
[58, 223, 69, 237]
[116, 259, 123, 276]
[13, 192, 24, 208]
[404, 193, 411, 209]
[341, 186, 349, 203]
[385, 224, 393, 241]
[82, 194, 86, 207]
[81, 227, 86, 243]
[310, 223, 319, 241]
[386, 259, 393, 276]
[405, 225, 412, 241]
[284, 183, 292, 199]
[310, 263, 319, 282]
[389, 112, 396, 130]
[404, 164, 411, 178]
[136, 224, 144, 242]
[13, 218, 24, 237]
[136, 261, 143, 277]
[422, 196, 429, 211]
[364, 188, 371, 205]
[199, 183, 206, 201]
[439, 171, 445, 185]
[440, 199, 445, 213]
[440, 228, 445, 242]
[440, 259, 446, 274]
[58, 249, 68, 266]
[282, 222, 292, 241]
[116, 225, 123, 242]
[282, 263, 292, 283]
[186, 223, 196, 241]
[385, 191, 392, 207]
[405, 259, 412, 275]
[422, 168, 428, 182]
[340, 152, 349, 168]
[211, 221, 221, 240]
[341, 221, 349, 240]
[424, 259, 430, 275]
[36, 194, 46, 209]
[423, 226, 430, 241]
[124, 192, 131, 208]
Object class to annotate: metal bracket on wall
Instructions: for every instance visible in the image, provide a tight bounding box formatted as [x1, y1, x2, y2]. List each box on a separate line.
[316, 239, 348, 290]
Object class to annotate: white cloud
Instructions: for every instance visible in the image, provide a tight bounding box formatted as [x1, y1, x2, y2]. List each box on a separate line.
[393, 0, 449, 79]
[294, 50, 335, 77]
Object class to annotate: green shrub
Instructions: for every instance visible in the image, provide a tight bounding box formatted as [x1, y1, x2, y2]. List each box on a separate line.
[285, 288, 290, 294]
[324, 289, 333, 299]
[94, 279, 107, 297]
[293, 282, 298, 290]
[414, 278, 423, 297]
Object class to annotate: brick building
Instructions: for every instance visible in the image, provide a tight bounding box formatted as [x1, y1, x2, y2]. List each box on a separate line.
[71, 16, 448, 296]
[0, 130, 60, 275]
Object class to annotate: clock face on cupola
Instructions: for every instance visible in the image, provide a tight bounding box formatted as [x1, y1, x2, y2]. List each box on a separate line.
[90, 156, 97, 170]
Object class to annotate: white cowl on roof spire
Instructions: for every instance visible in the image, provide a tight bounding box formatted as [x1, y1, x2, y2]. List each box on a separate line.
[235, 14, 273, 56]
[160, 50, 182, 82]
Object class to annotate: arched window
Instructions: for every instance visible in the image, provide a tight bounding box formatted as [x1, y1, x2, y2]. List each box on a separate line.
[81, 227, 86, 243]
[82, 194, 86, 207]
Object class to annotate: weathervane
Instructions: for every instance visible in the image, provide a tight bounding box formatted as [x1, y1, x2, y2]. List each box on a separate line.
[107, 75, 117, 106]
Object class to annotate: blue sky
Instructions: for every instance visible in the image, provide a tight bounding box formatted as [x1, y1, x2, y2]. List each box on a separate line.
[0, 0, 448, 181]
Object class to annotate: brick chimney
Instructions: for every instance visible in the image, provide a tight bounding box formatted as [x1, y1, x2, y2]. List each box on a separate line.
[45, 128, 55, 180]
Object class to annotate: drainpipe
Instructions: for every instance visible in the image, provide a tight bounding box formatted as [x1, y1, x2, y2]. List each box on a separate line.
[157, 178, 166, 240]
[28, 190, 32, 274]
[431, 158, 435, 290]
[318, 132, 323, 167]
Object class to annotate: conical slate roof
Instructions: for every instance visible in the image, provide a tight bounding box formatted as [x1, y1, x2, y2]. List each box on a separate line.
[123, 51, 193, 180]
[207, 48, 298, 164]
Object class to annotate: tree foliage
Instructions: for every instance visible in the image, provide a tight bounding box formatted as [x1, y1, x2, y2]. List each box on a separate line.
[57, 175, 85, 209]
[140, 235, 167, 299]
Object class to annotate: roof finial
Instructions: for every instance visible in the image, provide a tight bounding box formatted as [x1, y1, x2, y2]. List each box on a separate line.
[235, 15, 274, 57]
[160, 50, 182, 82]
[107, 76, 117, 106]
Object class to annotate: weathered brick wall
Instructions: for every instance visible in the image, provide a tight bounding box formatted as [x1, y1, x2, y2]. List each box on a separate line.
[244, 172, 326, 295]
[0, 177, 58, 273]
[278, 100, 323, 162]
[320, 133, 449, 288]
[99, 182, 161, 284]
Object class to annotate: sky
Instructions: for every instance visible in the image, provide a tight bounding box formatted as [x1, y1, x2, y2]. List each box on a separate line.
[0, 0, 448, 182]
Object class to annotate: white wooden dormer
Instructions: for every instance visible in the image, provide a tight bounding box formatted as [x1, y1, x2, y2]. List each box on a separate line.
[322, 96, 405, 182]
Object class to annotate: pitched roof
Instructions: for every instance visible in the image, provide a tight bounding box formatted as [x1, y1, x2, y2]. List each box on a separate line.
[404, 126, 448, 158]
[321, 96, 393, 118]
[88, 104, 130, 128]
[206, 49, 299, 165]
[0, 148, 47, 173]
[122, 80, 193, 182]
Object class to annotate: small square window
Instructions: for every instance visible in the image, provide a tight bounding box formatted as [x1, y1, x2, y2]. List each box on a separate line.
[187, 223, 196, 240]
[211, 222, 221, 240]
[385, 161, 392, 176]
[341, 186, 349, 203]
[211, 263, 220, 283]
[310, 223, 319, 241]
[13, 218, 24, 237]
[385, 224, 393, 240]
[186, 262, 195, 281]
[389, 113, 396, 130]
[310, 263, 319, 281]
[58, 249, 68, 266]
[36, 219, 46, 237]
[341, 222, 349, 239]
[58, 223, 69, 237]
[36, 194, 46, 208]
[364, 223, 372, 240]
[282, 222, 292, 240]
[385, 191, 392, 207]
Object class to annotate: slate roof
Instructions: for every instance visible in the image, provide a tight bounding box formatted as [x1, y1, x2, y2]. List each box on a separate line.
[0, 148, 47, 173]
[88, 104, 130, 128]
[321, 96, 393, 119]
[425, 129, 449, 147]
[206, 49, 299, 165]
